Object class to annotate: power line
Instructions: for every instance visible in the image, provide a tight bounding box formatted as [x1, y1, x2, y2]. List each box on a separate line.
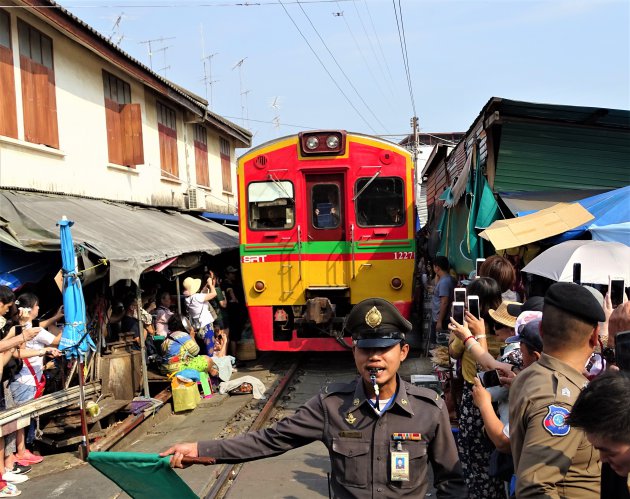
[362, 0, 396, 88]
[221, 115, 317, 130]
[4, 0, 356, 8]
[295, 0, 390, 133]
[334, 0, 395, 112]
[278, 0, 377, 134]
[391, 0, 416, 116]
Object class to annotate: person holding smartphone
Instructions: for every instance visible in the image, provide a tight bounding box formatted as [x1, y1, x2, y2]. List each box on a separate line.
[430, 256, 455, 348]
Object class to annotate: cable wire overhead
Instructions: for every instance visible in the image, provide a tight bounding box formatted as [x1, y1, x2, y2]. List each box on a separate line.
[392, 0, 416, 117]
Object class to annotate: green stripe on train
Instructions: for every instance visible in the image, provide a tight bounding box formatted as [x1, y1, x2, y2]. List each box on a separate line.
[241, 240, 415, 255]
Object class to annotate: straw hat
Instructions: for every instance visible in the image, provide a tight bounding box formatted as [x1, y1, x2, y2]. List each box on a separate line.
[183, 277, 202, 295]
[488, 301, 521, 328]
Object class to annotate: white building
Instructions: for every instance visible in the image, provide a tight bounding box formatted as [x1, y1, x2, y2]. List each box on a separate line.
[0, 0, 251, 214]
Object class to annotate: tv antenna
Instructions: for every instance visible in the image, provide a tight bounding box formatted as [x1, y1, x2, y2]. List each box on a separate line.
[139, 36, 175, 70]
[200, 25, 218, 108]
[232, 57, 249, 128]
[153, 45, 172, 77]
[270, 96, 281, 136]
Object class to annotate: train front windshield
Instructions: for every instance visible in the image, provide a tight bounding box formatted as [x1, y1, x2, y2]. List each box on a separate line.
[355, 176, 405, 227]
[248, 180, 295, 230]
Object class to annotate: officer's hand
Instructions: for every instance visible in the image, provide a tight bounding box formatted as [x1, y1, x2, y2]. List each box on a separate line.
[464, 311, 485, 337]
[160, 442, 199, 468]
[448, 317, 471, 341]
[496, 363, 517, 387]
[471, 378, 491, 408]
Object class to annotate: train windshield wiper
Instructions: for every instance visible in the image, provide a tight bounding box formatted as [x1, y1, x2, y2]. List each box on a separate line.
[352, 171, 381, 202]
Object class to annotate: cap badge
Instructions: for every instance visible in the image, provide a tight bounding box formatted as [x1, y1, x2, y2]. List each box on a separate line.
[401, 399, 408, 406]
[365, 306, 382, 328]
[345, 413, 357, 425]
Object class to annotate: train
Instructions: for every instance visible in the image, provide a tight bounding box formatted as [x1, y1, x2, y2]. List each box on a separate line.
[237, 130, 416, 351]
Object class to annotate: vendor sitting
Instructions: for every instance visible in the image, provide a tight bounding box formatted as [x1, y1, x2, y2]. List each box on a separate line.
[161, 314, 218, 377]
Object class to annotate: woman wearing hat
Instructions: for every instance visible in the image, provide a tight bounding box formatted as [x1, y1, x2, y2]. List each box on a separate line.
[183, 276, 216, 356]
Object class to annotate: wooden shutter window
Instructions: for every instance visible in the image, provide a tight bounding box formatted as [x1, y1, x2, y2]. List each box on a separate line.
[0, 11, 17, 139]
[18, 21, 58, 148]
[157, 102, 178, 178]
[105, 98, 123, 165]
[220, 137, 232, 192]
[194, 125, 209, 187]
[121, 103, 144, 166]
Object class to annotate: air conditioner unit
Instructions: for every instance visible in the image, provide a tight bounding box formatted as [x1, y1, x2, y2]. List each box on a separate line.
[187, 188, 207, 210]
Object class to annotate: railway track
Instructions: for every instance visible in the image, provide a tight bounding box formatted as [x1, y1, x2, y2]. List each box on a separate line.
[201, 351, 358, 499]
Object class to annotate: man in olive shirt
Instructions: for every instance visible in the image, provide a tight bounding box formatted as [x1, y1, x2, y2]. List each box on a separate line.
[163, 298, 466, 498]
[509, 283, 604, 498]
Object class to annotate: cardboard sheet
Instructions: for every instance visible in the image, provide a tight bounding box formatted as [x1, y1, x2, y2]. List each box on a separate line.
[479, 203, 594, 250]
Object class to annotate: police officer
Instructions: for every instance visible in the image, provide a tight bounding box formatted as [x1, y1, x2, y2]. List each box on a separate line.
[509, 282, 604, 498]
[162, 298, 467, 498]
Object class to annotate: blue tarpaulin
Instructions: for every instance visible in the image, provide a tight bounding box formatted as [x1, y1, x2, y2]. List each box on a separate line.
[517, 186, 630, 245]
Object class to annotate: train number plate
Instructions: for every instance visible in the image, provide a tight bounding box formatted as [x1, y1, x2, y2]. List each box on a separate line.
[394, 252, 414, 260]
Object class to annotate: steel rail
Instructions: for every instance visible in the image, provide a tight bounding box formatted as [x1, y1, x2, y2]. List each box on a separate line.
[203, 358, 302, 499]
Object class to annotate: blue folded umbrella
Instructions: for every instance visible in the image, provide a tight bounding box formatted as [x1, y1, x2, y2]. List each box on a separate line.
[57, 217, 95, 360]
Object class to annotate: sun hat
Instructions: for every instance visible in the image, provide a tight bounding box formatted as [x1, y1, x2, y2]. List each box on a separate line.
[488, 301, 521, 328]
[182, 277, 202, 295]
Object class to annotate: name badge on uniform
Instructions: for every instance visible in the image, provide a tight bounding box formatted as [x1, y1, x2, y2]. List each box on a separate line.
[390, 450, 409, 481]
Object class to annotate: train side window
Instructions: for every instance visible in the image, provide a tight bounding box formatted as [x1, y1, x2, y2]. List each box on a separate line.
[248, 181, 295, 230]
[312, 184, 341, 229]
[355, 177, 405, 227]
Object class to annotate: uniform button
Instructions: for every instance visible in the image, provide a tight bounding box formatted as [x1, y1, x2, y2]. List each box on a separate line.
[377, 456, 381, 461]
[377, 488, 383, 492]
[348, 451, 353, 456]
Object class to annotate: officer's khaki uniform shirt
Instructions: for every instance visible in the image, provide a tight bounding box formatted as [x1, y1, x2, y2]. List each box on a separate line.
[509, 353, 600, 498]
[198, 375, 466, 498]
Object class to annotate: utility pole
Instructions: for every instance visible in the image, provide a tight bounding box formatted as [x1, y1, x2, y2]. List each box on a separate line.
[139, 36, 175, 70]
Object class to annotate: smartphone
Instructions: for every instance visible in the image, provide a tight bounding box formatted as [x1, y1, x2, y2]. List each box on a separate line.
[467, 295, 481, 320]
[610, 277, 625, 308]
[31, 319, 40, 328]
[572, 262, 581, 285]
[616, 331, 630, 371]
[479, 370, 501, 388]
[454, 288, 467, 303]
[14, 325, 22, 335]
[475, 258, 485, 277]
[452, 301, 465, 325]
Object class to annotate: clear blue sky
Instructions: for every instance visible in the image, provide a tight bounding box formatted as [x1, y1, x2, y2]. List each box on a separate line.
[65, 0, 630, 149]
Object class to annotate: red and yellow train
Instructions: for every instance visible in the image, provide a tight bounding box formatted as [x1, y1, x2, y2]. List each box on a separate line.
[237, 131, 416, 351]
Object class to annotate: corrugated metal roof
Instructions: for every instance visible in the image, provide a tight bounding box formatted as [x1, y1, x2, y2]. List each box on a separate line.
[26, 1, 251, 146]
[494, 122, 630, 191]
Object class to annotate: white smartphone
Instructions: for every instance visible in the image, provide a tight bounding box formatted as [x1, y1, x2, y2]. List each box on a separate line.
[610, 276, 626, 308]
[454, 287, 467, 303]
[467, 295, 481, 320]
[452, 301, 465, 325]
[475, 258, 486, 277]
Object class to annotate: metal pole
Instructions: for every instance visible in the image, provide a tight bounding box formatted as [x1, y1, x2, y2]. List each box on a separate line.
[77, 357, 90, 459]
[136, 290, 150, 399]
[175, 277, 182, 316]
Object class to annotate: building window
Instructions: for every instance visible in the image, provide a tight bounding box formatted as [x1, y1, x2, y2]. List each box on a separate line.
[103, 70, 144, 167]
[247, 181, 295, 230]
[18, 20, 58, 148]
[157, 101, 178, 178]
[193, 124, 209, 187]
[0, 10, 17, 139]
[220, 137, 232, 192]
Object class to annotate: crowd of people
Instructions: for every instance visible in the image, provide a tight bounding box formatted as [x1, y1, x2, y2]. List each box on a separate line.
[427, 253, 630, 498]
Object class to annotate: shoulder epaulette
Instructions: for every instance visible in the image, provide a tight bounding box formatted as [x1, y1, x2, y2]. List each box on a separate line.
[321, 381, 355, 397]
[405, 382, 443, 407]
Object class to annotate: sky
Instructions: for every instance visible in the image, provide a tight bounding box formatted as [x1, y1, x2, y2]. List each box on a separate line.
[63, 0, 630, 149]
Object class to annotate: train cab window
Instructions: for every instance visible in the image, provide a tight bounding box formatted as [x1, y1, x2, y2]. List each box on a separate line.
[311, 184, 341, 229]
[248, 181, 295, 230]
[355, 177, 404, 227]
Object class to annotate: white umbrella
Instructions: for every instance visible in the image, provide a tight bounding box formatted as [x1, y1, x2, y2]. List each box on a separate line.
[522, 240, 630, 285]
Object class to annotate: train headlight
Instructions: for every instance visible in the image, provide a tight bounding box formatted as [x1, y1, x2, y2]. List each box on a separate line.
[254, 280, 266, 292]
[326, 135, 340, 149]
[390, 277, 403, 290]
[305, 136, 319, 150]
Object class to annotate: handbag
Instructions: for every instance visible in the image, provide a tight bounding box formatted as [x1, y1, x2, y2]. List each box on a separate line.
[23, 358, 46, 399]
[208, 303, 218, 322]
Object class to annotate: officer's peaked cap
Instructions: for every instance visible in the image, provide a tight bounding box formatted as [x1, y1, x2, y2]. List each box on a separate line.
[344, 298, 411, 348]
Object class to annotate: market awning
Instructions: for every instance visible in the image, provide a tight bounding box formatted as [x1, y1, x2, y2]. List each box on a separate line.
[498, 189, 611, 216]
[0, 191, 239, 285]
[479, 202, 594, 251]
